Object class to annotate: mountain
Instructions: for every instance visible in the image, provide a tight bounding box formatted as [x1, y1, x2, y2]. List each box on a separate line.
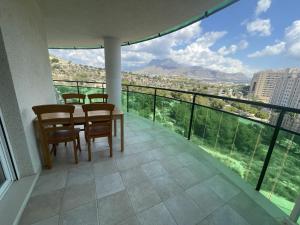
[135, 58, 250, 83]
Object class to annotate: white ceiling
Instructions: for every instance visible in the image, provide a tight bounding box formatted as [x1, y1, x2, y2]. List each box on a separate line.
[38, 0, 232, 48]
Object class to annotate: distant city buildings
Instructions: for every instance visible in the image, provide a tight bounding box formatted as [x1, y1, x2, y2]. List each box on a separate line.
[250, 68, 300, 133]
[270, 73, 300, 108]
[249, 70, 287, 102]
[250, 68, 300, 104]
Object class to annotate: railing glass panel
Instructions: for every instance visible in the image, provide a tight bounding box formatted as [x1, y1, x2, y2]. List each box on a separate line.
[128, 92, 153, 120]
[155, 96, 192, 138]
[261, 129, 300, 219]
[191, 105, 274, 187]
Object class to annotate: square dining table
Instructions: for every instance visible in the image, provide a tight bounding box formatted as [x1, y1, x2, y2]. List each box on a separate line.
[34, 105, 124, 169]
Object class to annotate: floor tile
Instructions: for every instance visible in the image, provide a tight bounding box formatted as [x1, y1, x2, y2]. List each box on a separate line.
[116, 216, 140, 225]
[187, 161, 216, 182]
[150, 175, 183, 201]
[165, 193, 204, 225]
[62, 180, 95, 212]
[197, 205, 250, 225]
[19, 190, 63, 225]
[31, 171, 67, 197]
[160, 156, 183, 172]
[120, 166, 149, 187]
[127, 181, 161, 213]
[229, 193, 280, 225]
[186, 183, 223, 217]
[60, 201, 98, 225]
[177, 153, 199, 166]
[170, 167, 200, 189]
[66, 165, 94, 187]
[137, 203, 177, 225]
[95, 173, 125, 199]
[30, 215, 59, 225]
[204, 175, 240, 202]
[142, 161, 168, 179]
[98, 190, 135, 225]
[93, 160, 117, 177]
[116, 155, 140, 171]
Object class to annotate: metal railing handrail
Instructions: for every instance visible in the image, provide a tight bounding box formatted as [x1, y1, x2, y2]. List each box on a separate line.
[53, 79, 300, 114]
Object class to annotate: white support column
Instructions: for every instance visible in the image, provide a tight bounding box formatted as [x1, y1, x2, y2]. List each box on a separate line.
[104, 37, 122, 110]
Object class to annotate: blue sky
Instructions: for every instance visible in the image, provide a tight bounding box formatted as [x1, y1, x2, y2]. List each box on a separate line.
[49, 0, 300, 76]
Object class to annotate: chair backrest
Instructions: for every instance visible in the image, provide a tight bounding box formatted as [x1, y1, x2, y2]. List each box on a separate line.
[62, 93, 86, 104]
[82, 103, 115, 134]
[88, 94, 108, 103]
[32, 104, 76, 141]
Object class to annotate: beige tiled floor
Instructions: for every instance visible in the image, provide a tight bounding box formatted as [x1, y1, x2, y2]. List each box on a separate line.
[19, 113, 282, 225]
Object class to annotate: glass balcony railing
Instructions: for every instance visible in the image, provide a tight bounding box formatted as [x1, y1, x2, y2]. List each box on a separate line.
[53, 79, 300, 222]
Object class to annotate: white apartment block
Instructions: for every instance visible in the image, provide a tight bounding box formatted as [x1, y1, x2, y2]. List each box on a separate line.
[249, 70, 283, 102]
[270, 71, 300, 108]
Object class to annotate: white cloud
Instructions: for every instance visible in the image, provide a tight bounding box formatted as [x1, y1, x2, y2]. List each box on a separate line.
[285, 20, 300, 57]
[170, 32, 251, 74]
[218, 40, 249, 56]
[248, 42, 286, 58]
[255, 0, 272, 15]
[246, 18, 271, 36]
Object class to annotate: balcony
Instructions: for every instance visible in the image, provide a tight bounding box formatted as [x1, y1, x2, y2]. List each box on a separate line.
[19, 112, 282, 225]
[14, 79, 300, 224]
[1, 0, 299, 224]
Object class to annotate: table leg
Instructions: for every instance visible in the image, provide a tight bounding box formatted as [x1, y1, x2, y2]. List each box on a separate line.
[114, 119, 117, 137]
[120, 115, 124, 152]
[42, 137, 52, 169]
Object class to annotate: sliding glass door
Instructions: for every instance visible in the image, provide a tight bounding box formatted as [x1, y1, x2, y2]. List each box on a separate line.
[0, 113, 15, 198]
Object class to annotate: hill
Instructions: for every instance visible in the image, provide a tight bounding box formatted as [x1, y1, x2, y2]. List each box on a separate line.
[135, 58, 250, 84]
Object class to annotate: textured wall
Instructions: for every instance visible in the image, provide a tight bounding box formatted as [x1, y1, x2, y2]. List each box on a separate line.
[0, 0, 56, 176]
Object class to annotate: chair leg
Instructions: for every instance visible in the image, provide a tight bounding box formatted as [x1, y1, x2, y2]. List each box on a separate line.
[73, 140, 78, 164]
[108, 135, 113, 157]
[51, 144, 57, 156]
[87, 139, 92, 161]
[77, 136, 82, 152]
[65, 142, 67, 147]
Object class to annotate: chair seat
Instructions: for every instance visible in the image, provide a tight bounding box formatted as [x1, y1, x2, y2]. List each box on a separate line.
[48, 128, 81, 143]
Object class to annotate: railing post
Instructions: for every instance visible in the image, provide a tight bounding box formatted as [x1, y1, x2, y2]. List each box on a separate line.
[256, 110, 285, 191]
[76, 81, 80, 94]
[126, 85, 129, 113]
[153, 89, 157, 122]
[187, 94, 196, 140]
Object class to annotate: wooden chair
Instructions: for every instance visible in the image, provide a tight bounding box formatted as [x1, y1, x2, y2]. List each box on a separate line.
[88, 94, 108, 103]
[82, 103, 114, 160]
[32, 104, 81, 164]
[62, 93, 86, 105]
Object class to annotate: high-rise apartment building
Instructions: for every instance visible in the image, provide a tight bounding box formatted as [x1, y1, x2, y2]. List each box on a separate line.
[270, 73, 300, 108]
[249, 70, 287, 102]
[267, 69, 300, 132]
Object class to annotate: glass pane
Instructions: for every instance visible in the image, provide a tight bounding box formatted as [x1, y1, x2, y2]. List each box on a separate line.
[121, 91, 127, 112]
[0, 162, 5, 188]
[155, 96, 192, 138]
[79, 86, 105, 102]
[128, 92, 153, 119]
[54, 85, 78, 103]
[261, 130, 300, 217]
[191, 104, 274, 187]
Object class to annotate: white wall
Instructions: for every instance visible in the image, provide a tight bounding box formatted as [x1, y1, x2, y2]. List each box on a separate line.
[0, 0, 56, 176]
